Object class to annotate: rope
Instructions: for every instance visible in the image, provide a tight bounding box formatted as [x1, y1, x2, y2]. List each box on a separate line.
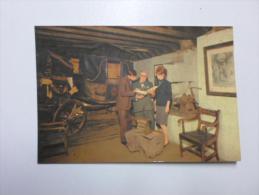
[48, 51, 73, 70]
[85, 58, 106, 82]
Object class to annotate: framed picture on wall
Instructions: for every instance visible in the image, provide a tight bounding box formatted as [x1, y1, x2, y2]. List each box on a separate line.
[204, 41, 236, 97]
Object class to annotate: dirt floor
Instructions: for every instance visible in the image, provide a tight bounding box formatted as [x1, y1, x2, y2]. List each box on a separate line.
[41, 110, 201, 163]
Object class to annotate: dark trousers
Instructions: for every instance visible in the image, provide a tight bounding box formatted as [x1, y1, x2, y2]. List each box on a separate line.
[118, 110, 132, 143]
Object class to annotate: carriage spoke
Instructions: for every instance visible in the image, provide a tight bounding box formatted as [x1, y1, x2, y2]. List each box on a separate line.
[54, 100, 87, 136]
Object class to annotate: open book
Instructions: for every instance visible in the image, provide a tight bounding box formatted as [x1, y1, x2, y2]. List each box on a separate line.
[135, 86, 158, 95]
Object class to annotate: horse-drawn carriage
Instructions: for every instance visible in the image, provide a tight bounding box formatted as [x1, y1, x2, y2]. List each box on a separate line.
[38, 51, 117, 136]
[52, 88, 116, 136]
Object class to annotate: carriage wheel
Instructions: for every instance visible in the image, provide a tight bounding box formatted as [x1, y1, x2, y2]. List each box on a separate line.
[53, 99, 87, 136]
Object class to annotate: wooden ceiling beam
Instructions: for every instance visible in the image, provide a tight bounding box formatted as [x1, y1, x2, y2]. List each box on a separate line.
[36, 37, 139, 60]
[36, 26, 179, 47]
[36, 35, 98, 46]
[40, 41, 175, 61]
[36, 37, 104, 54]
[36, 36, 173, 60]
[75, 26, 180, 43]
[36, 33, 177, 55]
[133, 52, 147, 61]
[36, 30, 178, 51]
[112, 42, 171, 52]
[38, 42, 135, 60]
[122, 26, 205, 39]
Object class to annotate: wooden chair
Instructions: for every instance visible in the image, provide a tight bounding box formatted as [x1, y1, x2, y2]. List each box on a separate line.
[178, 107, 220, 162]
[39, 121, 69, 157]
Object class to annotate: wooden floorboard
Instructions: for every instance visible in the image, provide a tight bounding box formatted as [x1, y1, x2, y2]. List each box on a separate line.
[40, 111, 202, 163]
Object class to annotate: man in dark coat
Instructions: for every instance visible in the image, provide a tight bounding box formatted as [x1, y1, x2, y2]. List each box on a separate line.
[116, 70, 137, 145]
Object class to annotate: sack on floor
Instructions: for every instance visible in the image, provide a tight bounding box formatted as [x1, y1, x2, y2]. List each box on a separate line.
[140, 131, 164, 158]
[125, 128, 145, 152]
[125, 129, 164, 158]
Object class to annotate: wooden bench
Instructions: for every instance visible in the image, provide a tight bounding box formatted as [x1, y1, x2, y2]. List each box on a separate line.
[39, 121, 69, 158]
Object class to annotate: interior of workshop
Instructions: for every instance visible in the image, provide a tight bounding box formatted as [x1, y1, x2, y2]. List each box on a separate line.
[35, 26, 240, 163]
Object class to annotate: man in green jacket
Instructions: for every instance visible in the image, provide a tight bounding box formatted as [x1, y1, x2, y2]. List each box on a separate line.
[132, 71, 155, 129]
